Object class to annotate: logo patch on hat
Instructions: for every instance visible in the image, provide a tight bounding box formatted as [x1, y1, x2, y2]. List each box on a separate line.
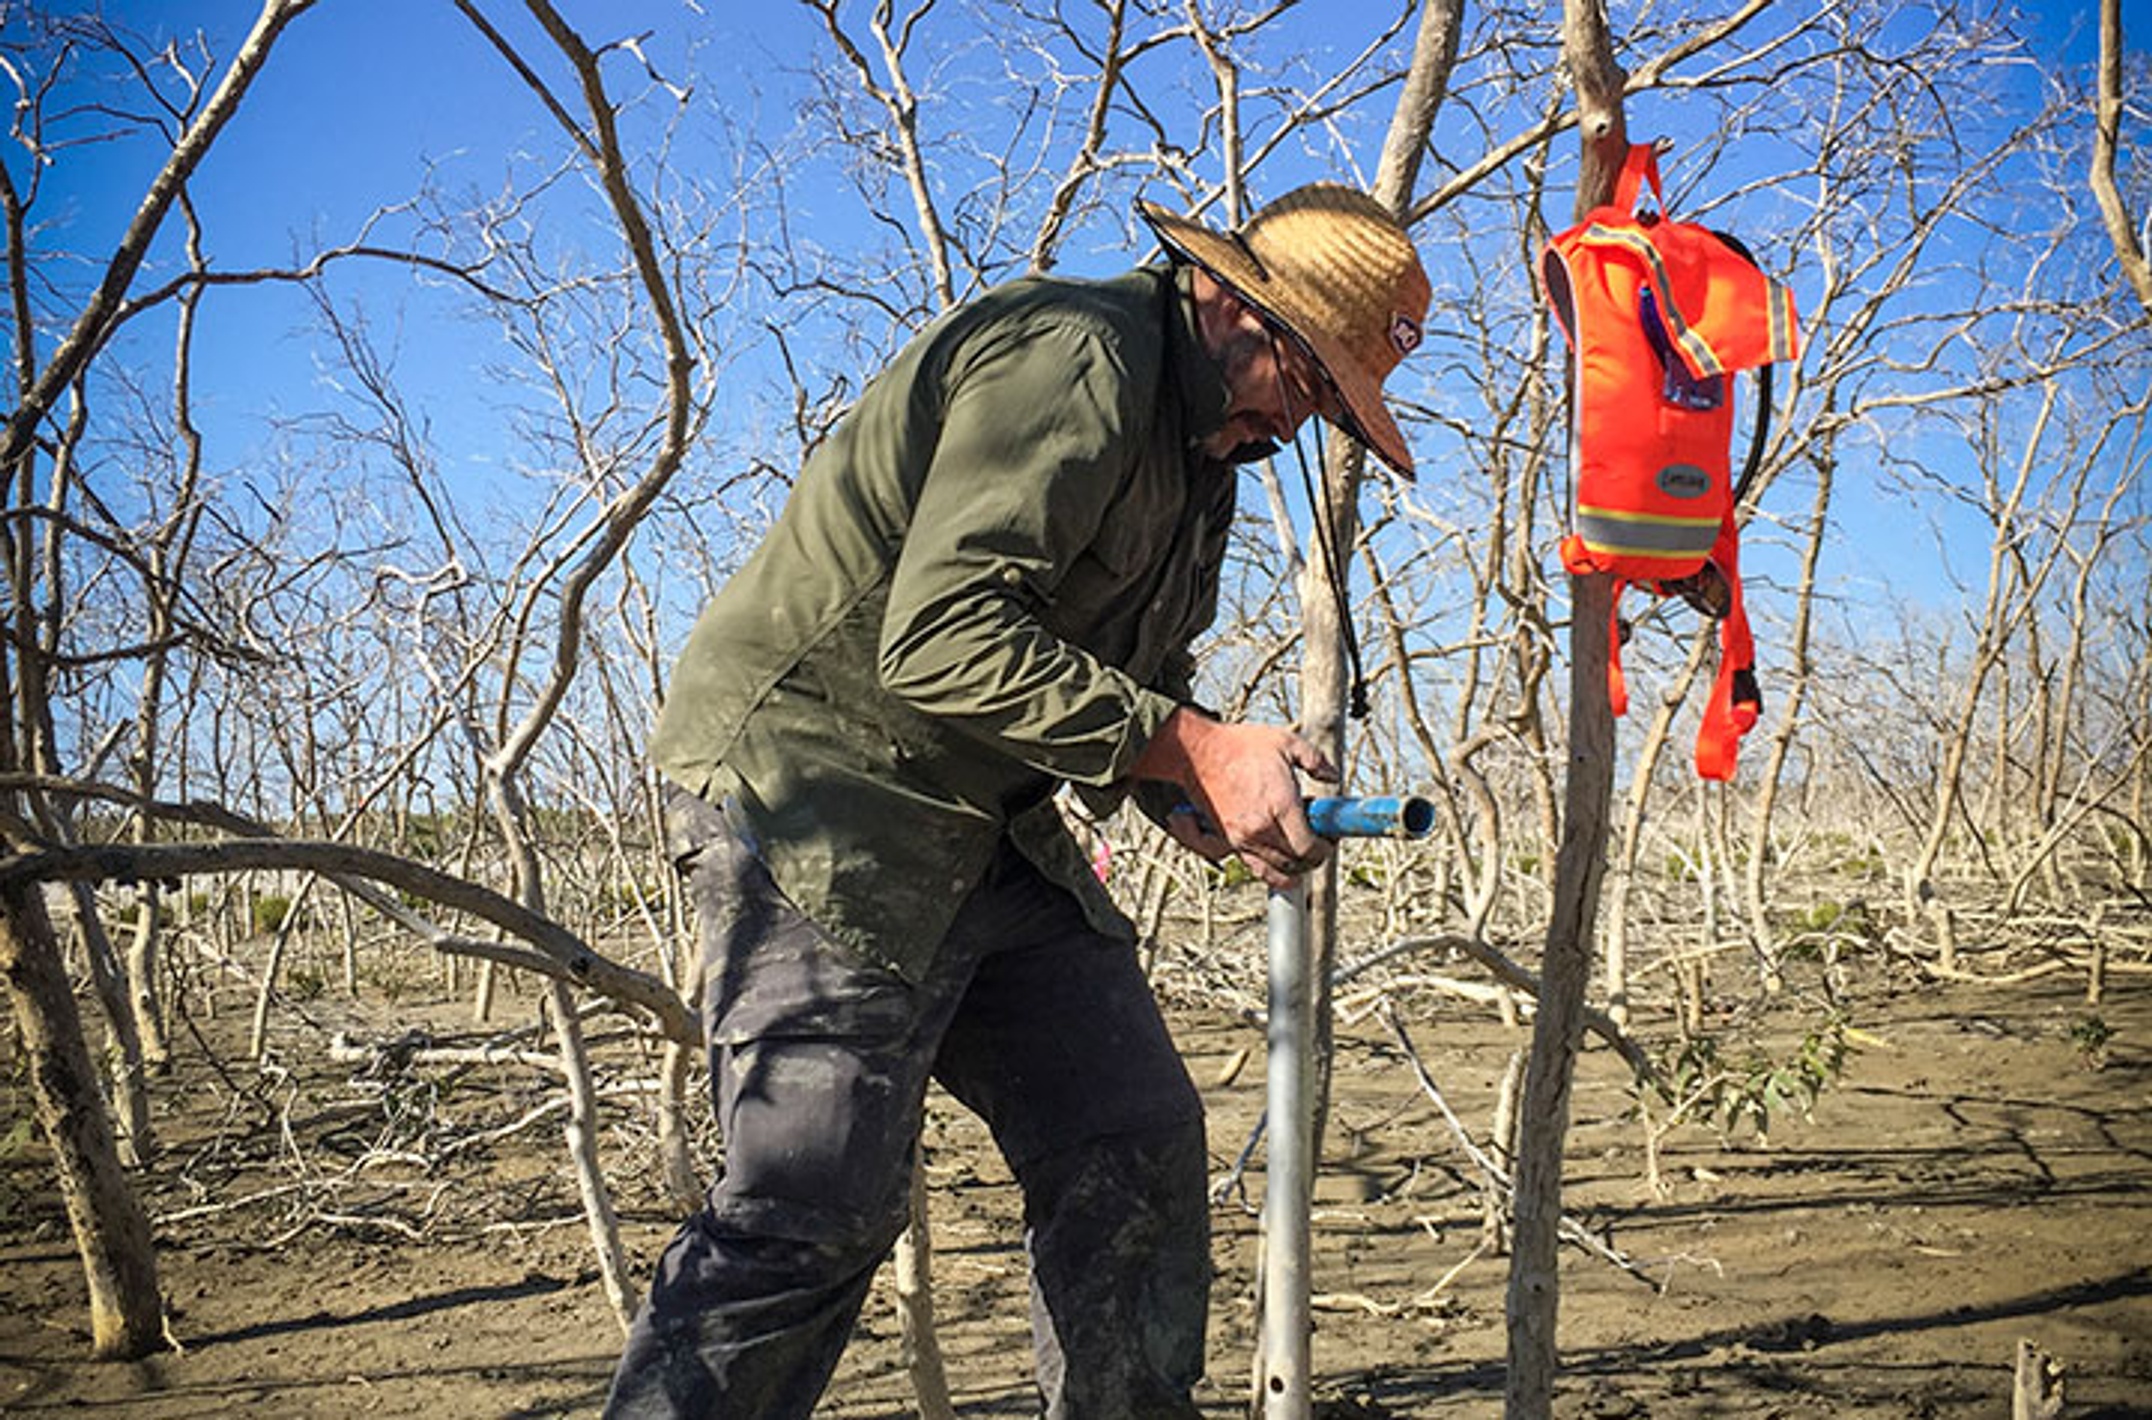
[1390, 313, 1423, 356]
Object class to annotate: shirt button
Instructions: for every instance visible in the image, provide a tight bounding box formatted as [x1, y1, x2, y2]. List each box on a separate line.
[999, 565, 1023, 588]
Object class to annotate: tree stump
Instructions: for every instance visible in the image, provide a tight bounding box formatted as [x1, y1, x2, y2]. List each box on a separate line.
[2013, 1338, 2066, 1420]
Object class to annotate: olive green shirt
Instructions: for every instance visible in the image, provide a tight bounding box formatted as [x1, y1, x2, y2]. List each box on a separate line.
[651, 265, 1240, 981]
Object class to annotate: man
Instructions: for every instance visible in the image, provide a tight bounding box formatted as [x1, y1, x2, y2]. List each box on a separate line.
[605, 184, 1429, 1419]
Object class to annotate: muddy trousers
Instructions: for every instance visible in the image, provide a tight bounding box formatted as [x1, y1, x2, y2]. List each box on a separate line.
[602, 802, 1209, 1420]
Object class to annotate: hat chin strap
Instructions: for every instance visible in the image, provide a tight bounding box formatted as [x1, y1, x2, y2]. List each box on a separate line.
[1270, 330, 1370, 723]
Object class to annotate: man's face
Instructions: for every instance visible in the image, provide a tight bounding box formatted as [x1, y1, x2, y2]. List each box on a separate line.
[1198, 285, 1343, 462]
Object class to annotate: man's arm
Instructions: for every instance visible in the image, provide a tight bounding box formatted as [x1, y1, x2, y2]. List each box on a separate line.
[876, 316, 1179, 785]
[875, 299, 1329, 885]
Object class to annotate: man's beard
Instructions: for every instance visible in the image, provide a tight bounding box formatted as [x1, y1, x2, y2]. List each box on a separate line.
[1200, 325, 1280, 462]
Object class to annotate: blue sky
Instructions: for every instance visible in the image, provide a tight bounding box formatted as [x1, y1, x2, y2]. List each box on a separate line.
[44, 1, 1443, 518]
[25, 1, 2145, 639]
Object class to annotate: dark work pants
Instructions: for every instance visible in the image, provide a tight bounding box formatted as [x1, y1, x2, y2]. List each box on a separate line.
[602, 796, 1209, 1419]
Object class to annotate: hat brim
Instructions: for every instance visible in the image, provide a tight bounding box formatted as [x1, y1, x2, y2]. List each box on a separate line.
[1139, 200, 1416, 478]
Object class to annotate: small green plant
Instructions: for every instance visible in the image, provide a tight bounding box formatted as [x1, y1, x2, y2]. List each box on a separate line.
[362, 955, 422, 1005]
[595, 880, 669, 919]
[1345, 859, 1387, 891]
[1802, 900, 1847, 932]
[252, 894, 307, 935]
[2070, 1014, 2114, 1070]
[1782, 897, 1876, 964]
[1648, 1012, 1855, 1143]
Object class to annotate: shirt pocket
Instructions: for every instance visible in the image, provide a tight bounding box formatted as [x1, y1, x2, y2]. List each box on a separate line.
[1044, 482, 1181, 662]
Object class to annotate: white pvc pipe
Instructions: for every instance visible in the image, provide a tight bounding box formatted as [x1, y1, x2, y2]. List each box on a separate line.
[1260, 881, 1312, 1420]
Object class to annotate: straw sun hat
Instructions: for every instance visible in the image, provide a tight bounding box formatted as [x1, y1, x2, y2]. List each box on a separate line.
[1138, 184, 1430, 476]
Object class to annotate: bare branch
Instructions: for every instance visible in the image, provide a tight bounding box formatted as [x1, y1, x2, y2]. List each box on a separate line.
[0, 836, 696, 1044]
[2091, 0, 2152, 315]
[0, 0, 318, 470]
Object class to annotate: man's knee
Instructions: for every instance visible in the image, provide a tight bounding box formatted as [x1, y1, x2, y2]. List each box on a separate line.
[611, 1189, 906, 1420]
[1019, 1116, 1208, 1228]
[697, 1181, 910, 1281]
[637, 1182, 910, 1351]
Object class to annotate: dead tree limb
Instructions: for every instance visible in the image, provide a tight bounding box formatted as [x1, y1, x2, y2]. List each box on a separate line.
[1387, 1007, 1657, 1290]
[1343, 931, 1649, 1079]
[0, 0, 319, 471]
[0, 839, 696, 1045]
[2091, 0, 2152, 316]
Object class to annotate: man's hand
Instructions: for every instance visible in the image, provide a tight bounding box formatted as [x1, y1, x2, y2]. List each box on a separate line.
[1131, 708, 1337, 889]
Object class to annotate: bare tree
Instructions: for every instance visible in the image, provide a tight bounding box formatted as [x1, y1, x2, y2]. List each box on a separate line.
[1501, 0, 1624, 1405]
[0, 0, 320, 1357]
[2092, 0, 2151, 315]
[1298, 0, 1465, 1147]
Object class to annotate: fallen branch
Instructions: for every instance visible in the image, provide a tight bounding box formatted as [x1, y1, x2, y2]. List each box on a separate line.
[1312, 1236, 1491, 1319]
[0, 838, 695, 1045]
[1385, 1006, 1659, 1291]
[328, 1032, 564, 1075]
[1345, 933, 1651, 1081]
[1338, 972, 1522, 1020]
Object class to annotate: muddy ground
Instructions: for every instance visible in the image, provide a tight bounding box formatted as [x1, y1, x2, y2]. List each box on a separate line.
[3, 938, 2149, 1418]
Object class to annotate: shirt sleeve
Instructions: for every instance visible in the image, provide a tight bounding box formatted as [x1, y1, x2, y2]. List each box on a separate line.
[875, 315, 1182, 787]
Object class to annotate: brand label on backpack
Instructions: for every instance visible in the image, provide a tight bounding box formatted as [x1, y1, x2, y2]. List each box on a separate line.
[1657, 464, 1712, 499]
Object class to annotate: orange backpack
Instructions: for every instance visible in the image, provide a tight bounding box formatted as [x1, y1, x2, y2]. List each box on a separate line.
[1541, 143, 1801, 780]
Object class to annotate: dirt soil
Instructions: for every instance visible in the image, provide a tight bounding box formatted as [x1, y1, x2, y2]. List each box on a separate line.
[4, 955, 2150, 1418]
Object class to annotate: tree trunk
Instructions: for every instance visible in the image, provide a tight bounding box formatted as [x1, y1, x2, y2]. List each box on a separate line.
[1504, 572, 1618, 1420]
[0, 883, 166, 1359]
[656, 1037, 703, 1214]
[1604, 631, 1713, 1025]
[1506, 1, 1628, 1410]
[2012, 1337, 2067, 1420]
[123, 886, 170, 1066]
[61, 883, 156, 1163]
[893, 1143, 956, 1420]
[550, 978, 637, 1329]
[1299, 0, 1465, 1161]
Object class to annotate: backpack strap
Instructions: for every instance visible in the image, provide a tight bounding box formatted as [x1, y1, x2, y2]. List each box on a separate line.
[1612, 142, 1662, 216]
[1694, 517, 1762, 781]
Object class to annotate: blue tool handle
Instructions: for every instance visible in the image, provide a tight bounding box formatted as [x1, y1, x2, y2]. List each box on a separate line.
[1302, 795, 1435, 840]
